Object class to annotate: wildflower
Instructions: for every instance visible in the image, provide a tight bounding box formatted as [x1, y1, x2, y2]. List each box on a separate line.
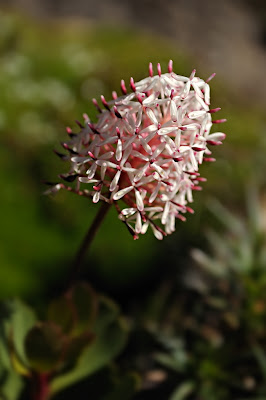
[47, 61, 226, 239]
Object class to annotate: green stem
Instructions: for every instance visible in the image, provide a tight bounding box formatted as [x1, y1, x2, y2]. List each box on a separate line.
[70, 201, 111, 282]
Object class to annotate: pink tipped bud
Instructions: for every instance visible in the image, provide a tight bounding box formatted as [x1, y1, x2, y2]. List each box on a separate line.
[192, 146, 205, 152]
[116, 127, 121, 137]
[120, 79, 127, 95]
[168, 59, 173, 73]
[206, 72, 216, 83]
[88, 123, 100, 135]
[206, 140, 223, 146]
[92, 98, 102, 113]
[101, 95, 111, 111]
[149, 62, 153, 77]
[137, 93, 144, 104]
[157, 63, 162, 77]
[112, 91, 118, 99]
[66, 126, 72, 134]
[204, 157, 216, 162]
[75, 120, 84, 128]
[190, 69, 196, 80]
[212, 118, 227, 124]
[113, 105, 122, 119]
[192, 185, 202, 191]
[196, 177, 207, 182]
[88, 152, 97, 161]
[83, 113, 90, 122]
[209, 107, 221, 114]
[130, 77, 136, 91]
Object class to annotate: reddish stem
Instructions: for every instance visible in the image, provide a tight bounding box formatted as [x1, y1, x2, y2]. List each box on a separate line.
[69, 200, 111, 282]
[32, 373, 50, 400]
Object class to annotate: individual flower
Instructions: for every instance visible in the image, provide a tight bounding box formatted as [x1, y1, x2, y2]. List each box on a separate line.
[47, 61, 226, 239]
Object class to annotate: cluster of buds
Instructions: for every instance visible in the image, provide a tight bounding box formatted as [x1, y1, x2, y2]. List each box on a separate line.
[48, 61, 226, 239]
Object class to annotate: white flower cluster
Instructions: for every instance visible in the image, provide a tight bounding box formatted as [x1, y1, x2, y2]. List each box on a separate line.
[50, 61, 226, 239]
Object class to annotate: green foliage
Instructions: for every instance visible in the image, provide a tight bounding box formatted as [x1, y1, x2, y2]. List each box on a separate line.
[50, 296, 128, 395]
[25, 323, 66, 373]
[0, 283, 128, 399]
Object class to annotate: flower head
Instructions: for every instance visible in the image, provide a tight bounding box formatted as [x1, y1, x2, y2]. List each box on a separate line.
[48, 61, 226, 239]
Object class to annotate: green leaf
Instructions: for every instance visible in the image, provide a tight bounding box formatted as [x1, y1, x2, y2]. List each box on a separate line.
[25, 322, 65, 373]
[70, 282, 98, 335]
[50, 297, 128, 394]
[47, 296, 75, 334]
[8, 299, 37, 367]
[169, 381, 195, 400]
[0, 338, 24, 400]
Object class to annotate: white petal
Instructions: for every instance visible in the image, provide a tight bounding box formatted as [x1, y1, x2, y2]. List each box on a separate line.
[116, 139, 122, 161]
[152, 143, 165, 159]
[151, 224, 164, 240]
[204, 83, 210, 105]
[110, 170, 121, 191]
[131, 150, 149, 161]
[145, 108, 158, 125]
[121, 208, 136, 216]
[71, 156, 91, 164]
[136, 108, 143, 128]
[139, 124, 158, 134]
[181, 81, 190, 99]
[158, 126, 176, 136]
[141, 222, 149, 234]
[99, 151, 114, 160]
[135, 212, 142, 233]
[188, 110, 206, 119]
[170, 100, 178, 122]
[206, 132, 226, 141]
[98, 137, 117, 146]
[135, 190, 144, 211]
[192, 81, 204, 98]
[96, 160, 118, 169]
[161, 201, 170, 225]
[133, 163, 149, 182]
[86, 163, 97, 179]
[113, 185, 134, 200]
[142, 92, 157, 106]
[101, 162, 107, 181]
[140, 137, 152, 155]
[171, 73, 189, 83]
[149, 182, 161, 203]
[93, 191, 100, 203]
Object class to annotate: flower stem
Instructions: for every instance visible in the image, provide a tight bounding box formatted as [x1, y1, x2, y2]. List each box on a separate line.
[32, 373, 50, 400]
[70, 201, 111, 282]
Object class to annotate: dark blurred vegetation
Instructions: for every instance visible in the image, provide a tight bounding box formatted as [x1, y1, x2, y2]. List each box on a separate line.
[1, 9, 266, 400]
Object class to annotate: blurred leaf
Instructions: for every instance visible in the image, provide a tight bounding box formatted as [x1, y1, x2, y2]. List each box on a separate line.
[93, 296, 120, 332]
[50, 297, 128, 394]
[253, 345, 266, 381]
[169, 381, 195, 400]
[8, 299, 36, 367]
[70, 282, 98, 335]
[103, 373, 140, 400]
[0, 337, 24, 400]
[63, 332, 95, 367]
[25, 322, 65, 373]
[47, 296, 75, 334]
